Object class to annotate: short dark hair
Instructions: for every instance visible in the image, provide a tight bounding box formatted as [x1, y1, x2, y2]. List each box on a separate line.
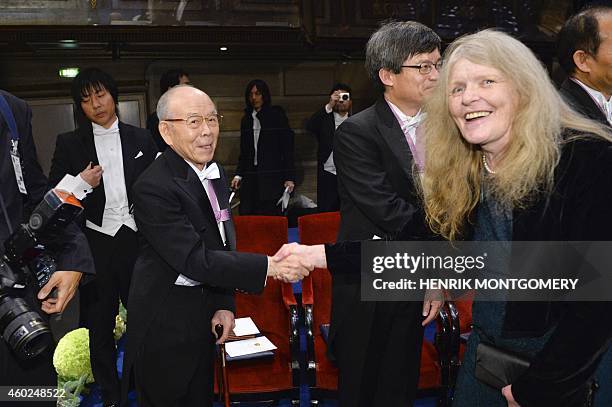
[71, 68, 118, 116]
[330, 82, 352, 95]
[244, 79, 271, 110]
[557, 6, 612, 75]
[159, 68, 189, 93]
[365, 21, 441, 91]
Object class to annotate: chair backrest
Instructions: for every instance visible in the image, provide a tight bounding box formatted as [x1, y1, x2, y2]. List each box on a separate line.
[233, 215, 296, 315]
[298, 212, 341, 329]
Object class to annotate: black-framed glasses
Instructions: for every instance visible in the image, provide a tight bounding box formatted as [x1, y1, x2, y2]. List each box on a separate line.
[163, 113, 223, 129]
[401, 62, 442, 75]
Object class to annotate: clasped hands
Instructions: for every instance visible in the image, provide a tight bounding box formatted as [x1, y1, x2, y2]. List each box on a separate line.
[267, 243, 327, 283]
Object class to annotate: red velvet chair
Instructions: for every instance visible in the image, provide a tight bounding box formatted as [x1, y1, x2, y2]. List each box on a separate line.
[298, 212, 447, 406]
[214, 216, 300, 404]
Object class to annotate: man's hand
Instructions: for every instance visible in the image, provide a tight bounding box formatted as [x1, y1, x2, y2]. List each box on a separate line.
[231, 176, 241, 190]
[211, 310, 235, 344]
[421, 289, 445, 326]
[502, 385, 521, 407]
[80, 162, 103, 188]
[284, 180, 295, 194]
[267, 253, 312, 283]
[328, 90, 341, 110]
[274, 242, 327, 269]
[37, 270, 82, 314]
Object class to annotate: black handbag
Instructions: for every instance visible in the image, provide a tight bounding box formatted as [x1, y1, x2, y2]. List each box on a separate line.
[475, 341, 531, 389]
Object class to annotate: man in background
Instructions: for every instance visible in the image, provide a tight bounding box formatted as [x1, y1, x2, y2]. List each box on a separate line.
[306, 83, 352, 212]
[231, 79, 295, 215]
[146, 68, 191, 151]
[557, 6, 612, 405]
[48, 68, 157, 407]
[557, 5, 611, 127]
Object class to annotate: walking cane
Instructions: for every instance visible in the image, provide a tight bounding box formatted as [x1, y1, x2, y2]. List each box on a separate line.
[215, 324, 231, 407]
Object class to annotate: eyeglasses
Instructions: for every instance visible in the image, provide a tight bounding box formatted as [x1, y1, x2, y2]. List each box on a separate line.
[401, 62, 442, 75]
[163, 113, 223, 129]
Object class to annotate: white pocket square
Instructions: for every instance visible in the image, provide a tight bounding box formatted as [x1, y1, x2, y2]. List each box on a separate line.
[134, 151, 143, 159]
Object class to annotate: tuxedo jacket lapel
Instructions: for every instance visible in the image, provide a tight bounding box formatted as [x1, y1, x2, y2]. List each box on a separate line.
[119, 122, 137, 189]
[79, 124, 100, 165]
[561, 79, 609, 126]
[166, 150, 221, 243]
[375, 99, 413, 180]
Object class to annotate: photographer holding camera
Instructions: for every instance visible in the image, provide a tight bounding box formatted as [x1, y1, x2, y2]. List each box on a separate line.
[305, 83, 352, 212]
[0, 89, 94, 394]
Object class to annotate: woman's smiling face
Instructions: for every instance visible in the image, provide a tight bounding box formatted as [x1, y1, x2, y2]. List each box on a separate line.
[448, 58, 519, 161]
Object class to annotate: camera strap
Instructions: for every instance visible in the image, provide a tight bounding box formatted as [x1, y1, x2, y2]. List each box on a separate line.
[0, 93, 27, 195]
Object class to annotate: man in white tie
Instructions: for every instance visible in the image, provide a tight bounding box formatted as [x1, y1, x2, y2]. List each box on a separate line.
[48, 68, 158, 407]
[331, 21, 443, 406]
[557, 6, 612, 406]
[121, 85, 312, 407]
[306, 82, 353, 212]
[558, 6, 611, 128]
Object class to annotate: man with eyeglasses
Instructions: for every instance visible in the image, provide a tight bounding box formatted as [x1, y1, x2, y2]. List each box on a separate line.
[331, 21, 443, 406]
[48, 68, 157, 407]
[121, 85, 311, 407]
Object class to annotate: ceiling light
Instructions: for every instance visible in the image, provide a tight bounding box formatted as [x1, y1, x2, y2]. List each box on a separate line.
[59, 67, 79, 78]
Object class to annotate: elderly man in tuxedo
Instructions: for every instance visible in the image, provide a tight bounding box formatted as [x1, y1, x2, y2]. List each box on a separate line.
[122, 85, 311, 407]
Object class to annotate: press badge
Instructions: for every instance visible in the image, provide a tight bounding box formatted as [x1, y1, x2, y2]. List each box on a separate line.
[10, 140, 27, 194]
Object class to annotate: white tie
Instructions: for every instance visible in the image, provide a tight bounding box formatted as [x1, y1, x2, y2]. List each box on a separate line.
[402, 111, 423, 132]
[201, 162, 220, 181]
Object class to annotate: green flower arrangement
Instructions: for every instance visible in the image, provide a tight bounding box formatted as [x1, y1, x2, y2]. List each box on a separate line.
[53, 327, 94, 406]
[53, 302, 127, 406]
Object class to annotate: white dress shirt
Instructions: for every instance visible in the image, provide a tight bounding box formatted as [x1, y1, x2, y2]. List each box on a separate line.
[252, 110, 261, 166]
[322, 104, 349, 175]
[85, 118, 137, 236]
[386, 100, 424, 145]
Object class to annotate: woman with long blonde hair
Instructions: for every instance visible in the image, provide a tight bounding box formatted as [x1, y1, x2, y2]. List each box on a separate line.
[422, 29, 612, 406]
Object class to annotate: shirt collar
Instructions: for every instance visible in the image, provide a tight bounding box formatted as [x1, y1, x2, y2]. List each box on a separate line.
[385, 99, 423, 124]
[385, 99, 424, 127]
[92, 117, 119, 137]
[571, 78, 611, 110]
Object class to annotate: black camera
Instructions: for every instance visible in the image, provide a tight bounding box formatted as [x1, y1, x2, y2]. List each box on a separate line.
[339, 92, 350, 101]
[0, 189, 83, 360]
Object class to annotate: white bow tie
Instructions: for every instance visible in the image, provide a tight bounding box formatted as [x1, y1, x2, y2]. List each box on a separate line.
[201, 162, 220, 181]
[403, 111, 423, 130]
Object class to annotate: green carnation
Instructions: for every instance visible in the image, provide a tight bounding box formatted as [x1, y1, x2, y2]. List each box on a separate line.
[53, 327, 94, 384]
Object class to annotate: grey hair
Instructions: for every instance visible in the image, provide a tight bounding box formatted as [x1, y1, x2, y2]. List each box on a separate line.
[365, 21, 441, 91]
[157, 84, 197, 120]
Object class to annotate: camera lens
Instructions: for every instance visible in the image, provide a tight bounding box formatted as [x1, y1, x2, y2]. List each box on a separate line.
[0, 292, 52, 360]
[341, 94, 349, 101]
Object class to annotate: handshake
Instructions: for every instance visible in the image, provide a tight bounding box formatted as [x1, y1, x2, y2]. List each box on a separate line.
[266, 243, 328, 283]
